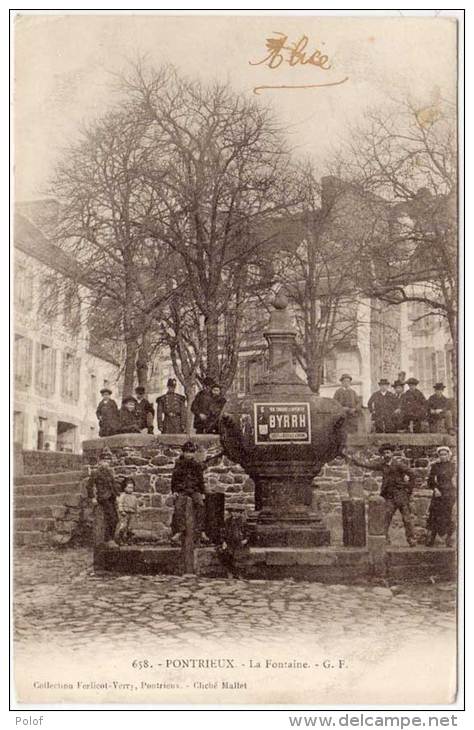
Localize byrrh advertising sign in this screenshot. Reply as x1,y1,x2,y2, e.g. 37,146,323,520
254,402,311,444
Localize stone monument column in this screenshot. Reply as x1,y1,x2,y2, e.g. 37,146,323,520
220,293,346,548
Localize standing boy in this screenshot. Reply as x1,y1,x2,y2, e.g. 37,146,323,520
115,477,142,545
344,445,417,546
170,441,209,544
119,396,141,434
87,456,120,547
426,383,454,434
333,374,361,433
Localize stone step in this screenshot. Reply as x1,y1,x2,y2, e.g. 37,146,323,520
14,470,85,486
15,517,55,532
14,493,78,509
14,506,54,518
14,481,82,497
14,531,51,547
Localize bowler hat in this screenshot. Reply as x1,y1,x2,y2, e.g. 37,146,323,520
406,377,419,385
434,382,446,390
339,373,352,382
167,378,177,388
100,387,112,395
379,444,393,455
182,440,197,453
122,395,136,405
392,381,404,388
203,376,215,387
135,386,145,394
378,378,390,386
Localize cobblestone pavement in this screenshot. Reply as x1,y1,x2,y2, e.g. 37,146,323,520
14,547,456,651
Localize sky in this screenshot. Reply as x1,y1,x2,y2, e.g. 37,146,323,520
13,13,458,201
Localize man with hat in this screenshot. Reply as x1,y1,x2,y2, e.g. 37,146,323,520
156,378,187,434
400,377,427,433
119,395,141,434
343,444,417,547
367,378,396,433
134,386,155,434
170,440,208,545
426,383,454,434
391,380,405,432
333,374,362,433
191,377,217,434
96,387,120,437
426,446,456,547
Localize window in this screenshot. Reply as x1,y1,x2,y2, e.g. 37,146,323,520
35,343,56,395
38,275,59,321
89,373,97,407
14,334,33,388
61,352,80,401
15,263,33,312
13,411,25,446
411,346,450,394
63,284,81,333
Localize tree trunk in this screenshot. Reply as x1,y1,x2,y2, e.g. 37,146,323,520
306,361,321,394
183,377,197,432
123,337,138,398
205,310,219,381
136,337,150,390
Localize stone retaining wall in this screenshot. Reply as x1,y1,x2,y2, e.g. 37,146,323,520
82,433,456,546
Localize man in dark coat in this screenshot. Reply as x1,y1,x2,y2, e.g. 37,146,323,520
344,444,417,546
205,384,226,434
367,378,396,433
426,383,454,434
191,377,216,434
156,378,187,434
400,377,427,433
118,396,141,434
135,386,154,434
87,457,121,546
391,380,405,432
333,374,361,433
170,441,208,544
426,446,456,547
96,388,120,437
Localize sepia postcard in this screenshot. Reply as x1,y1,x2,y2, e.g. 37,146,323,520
12,11,462,707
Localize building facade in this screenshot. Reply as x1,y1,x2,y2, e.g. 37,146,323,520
14,210,120,452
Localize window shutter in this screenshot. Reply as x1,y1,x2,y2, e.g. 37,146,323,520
25,338,33,386
50,349,57,395
74,357,81,401
61,351,67,398
35,342,41,390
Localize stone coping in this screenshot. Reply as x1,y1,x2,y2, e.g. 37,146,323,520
82,432,456,452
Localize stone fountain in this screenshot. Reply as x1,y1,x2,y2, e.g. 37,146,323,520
219,293,346,547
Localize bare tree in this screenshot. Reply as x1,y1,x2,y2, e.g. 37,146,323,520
50,106,181,396
338,96,457,377
124,65,299,386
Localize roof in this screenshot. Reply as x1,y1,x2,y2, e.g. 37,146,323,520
14,210,88,285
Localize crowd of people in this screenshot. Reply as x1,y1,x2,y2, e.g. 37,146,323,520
95,377,226,438
334,372,455,434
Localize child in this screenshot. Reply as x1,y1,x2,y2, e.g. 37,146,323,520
87,456,120,547
114,477,141,545
170,441,210,545
426,446,456,547
344,444,417,546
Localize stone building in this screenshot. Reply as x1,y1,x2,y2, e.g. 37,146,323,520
14,208,120,452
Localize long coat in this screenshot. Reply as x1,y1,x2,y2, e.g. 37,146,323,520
367,390,396,431
96,398,120,437
171,455,205,496
87,464,120,502
400,388,427,420
156,392,187,433
333,386,361,433
135,397,155,432
191,389,215,433
427,460,456,536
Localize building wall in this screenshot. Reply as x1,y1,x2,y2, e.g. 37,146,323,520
14,248,119,452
